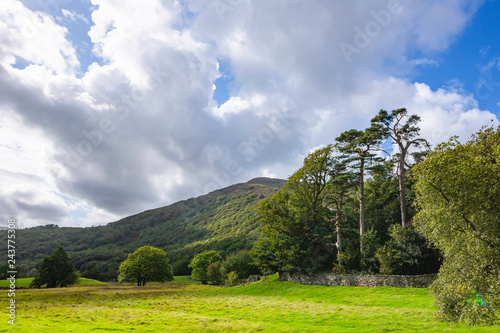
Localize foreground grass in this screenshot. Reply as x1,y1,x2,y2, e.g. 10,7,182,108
0,275,499,332
0,278,105,288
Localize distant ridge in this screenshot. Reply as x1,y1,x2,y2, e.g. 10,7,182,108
5,177,286,281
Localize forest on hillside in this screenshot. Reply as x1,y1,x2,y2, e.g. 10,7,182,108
1,179,285,281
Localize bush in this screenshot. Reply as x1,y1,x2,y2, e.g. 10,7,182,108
375,225,440,275
207,261,224,285
226,271,239,286
360,229,380,274
221,250,260,280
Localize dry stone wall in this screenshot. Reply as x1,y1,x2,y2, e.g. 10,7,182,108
279,272,437,288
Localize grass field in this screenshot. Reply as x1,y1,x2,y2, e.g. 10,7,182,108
0,277,106,288
0,275,499,332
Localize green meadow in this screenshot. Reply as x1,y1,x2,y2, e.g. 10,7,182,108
0,278,106,288
1,275,499,332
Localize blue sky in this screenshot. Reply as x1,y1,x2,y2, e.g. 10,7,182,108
412,0,500,113
1,0,499,227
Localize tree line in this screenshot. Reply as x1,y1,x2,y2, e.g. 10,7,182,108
254,108,439,275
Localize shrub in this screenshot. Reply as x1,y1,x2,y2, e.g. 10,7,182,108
221,250,260,280
226,271,239,286
207,261,224,285
375,225,440,275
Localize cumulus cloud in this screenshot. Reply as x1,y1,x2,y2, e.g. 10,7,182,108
0,0,497,227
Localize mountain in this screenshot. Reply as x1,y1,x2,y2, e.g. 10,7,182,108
7,177,286,280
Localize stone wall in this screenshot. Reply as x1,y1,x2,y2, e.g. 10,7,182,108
279,272,437,288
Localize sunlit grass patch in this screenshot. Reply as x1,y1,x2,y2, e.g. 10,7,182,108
0,277,105,288
1,277,499,332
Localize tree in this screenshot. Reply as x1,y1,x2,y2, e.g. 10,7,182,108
336,128,382,253
0,262,9,280
118,246,173,286
221,250,260,280
375,224,440,275
30,246,79,288
371,108,430,227
189,251,222,284
206,261,224,285
413,126,500,325
364,161,401,242
256,145,336,273
322,155,358,268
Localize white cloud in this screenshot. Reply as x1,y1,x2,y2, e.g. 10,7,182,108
0,0,79,74
59,9,89,25
0,0,497,227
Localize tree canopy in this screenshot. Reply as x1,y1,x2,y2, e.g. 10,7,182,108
30,246,79,288
118,246,173,286
255,145,337,273
189,250,222,284
413,125,500,325
371,108,430,227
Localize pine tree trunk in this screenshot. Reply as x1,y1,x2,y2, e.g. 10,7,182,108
335,210,342,264
359,158,366,253
399,152,408,228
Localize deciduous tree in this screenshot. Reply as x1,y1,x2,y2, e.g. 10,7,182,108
189,250,222,284
118,246,173,286
256,145,335,273
413,126,500,325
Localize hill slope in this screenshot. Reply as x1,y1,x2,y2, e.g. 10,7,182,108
7,178,286,280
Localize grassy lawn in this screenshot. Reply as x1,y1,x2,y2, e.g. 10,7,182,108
0,275,499,332
0,277,106,288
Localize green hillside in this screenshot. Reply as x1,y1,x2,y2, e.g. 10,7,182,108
5,178,285,281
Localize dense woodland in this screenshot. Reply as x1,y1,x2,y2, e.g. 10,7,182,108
254,108,441,276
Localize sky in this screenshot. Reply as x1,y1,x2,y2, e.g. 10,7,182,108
1,0,499,228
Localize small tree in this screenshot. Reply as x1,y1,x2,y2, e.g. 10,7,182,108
118,246,173,286
206,261,224,285
220,250,260,280
189,251,222,284
30,247,79,288
0,262,9,280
